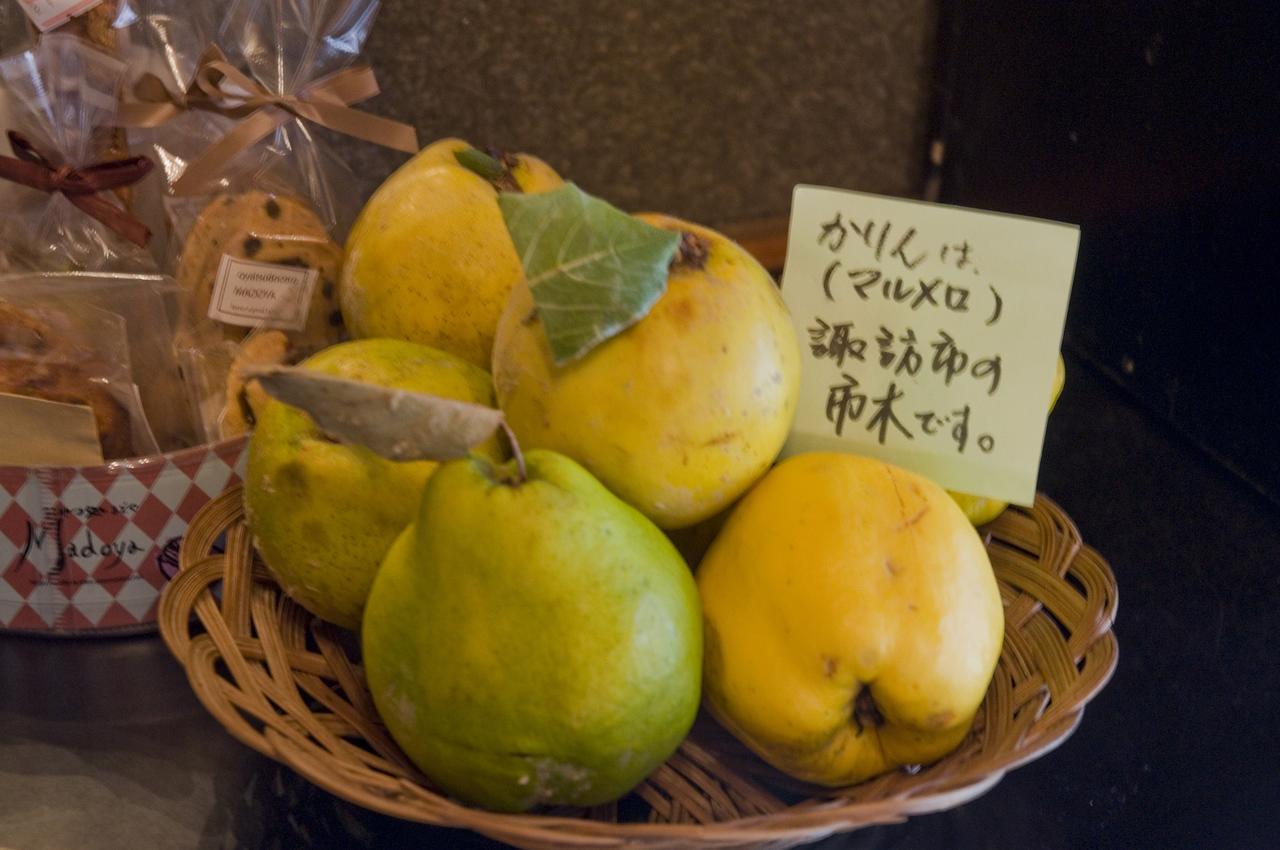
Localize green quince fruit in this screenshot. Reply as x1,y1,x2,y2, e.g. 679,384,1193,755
362,449,702,812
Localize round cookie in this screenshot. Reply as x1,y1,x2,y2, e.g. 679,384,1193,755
176,191,339,349
220,330,291,439
219,228,345,352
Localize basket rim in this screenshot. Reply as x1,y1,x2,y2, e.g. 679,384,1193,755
159,486,1119,847
267,730,1014,840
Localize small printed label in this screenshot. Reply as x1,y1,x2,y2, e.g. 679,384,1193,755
208,255,317,332
17,0,104,32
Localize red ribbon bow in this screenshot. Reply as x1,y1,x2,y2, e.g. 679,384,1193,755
0,132,154,247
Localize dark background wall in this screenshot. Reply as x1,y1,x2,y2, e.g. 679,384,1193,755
934,0,1280,504
355,0,940,225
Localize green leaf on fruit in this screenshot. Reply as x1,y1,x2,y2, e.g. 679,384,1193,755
245,365,504,462
499,183,680,365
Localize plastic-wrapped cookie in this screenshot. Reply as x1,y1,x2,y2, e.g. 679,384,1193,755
176,190,344,350
0,300,134,459
65,0,120,51
0,359,134,459
222,228,345,351
220,330,291,438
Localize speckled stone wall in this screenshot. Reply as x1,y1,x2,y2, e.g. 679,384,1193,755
350,0,939,225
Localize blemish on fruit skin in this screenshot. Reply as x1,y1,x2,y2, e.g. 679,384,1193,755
823,655,839,678
928,710,955,729
897,504,928,530
884,558,901,576
275,461,308,495
382,680,417,729
703,431,739,447
670,297,697,328
531,758,592,802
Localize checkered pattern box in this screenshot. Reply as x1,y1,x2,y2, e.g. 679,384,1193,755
0,437,248,634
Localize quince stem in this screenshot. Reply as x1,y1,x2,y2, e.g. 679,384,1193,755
454,147,520,193
499,420,527,485
673,231,709,270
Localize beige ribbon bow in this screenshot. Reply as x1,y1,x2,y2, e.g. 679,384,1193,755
117,47,419,195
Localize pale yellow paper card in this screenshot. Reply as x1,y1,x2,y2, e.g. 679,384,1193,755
779,185,1079,505
0,393,105,467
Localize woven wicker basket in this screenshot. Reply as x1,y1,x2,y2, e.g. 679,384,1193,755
158,487,1117,850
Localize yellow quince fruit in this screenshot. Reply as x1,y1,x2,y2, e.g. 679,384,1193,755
244,338,500,630
492,214,801,530
698,452,1004,786
363,449,701,812
340,138,562,367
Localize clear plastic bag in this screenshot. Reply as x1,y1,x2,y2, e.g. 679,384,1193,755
115,0,220,91
0,272,198,455
0,289,157,460
215,0,386,235
124,0,413,440
180,325,305,441
166,191,348,441
0,33,158,272
138,0,389,245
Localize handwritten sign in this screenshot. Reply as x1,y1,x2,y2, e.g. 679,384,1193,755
779,185,1079,505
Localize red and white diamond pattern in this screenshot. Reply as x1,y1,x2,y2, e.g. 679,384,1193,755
0,438,247,633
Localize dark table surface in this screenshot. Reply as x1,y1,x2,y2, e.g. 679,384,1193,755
2,351,1278,849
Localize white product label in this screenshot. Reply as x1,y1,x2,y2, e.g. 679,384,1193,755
17,0,104,32
208,255,317,332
